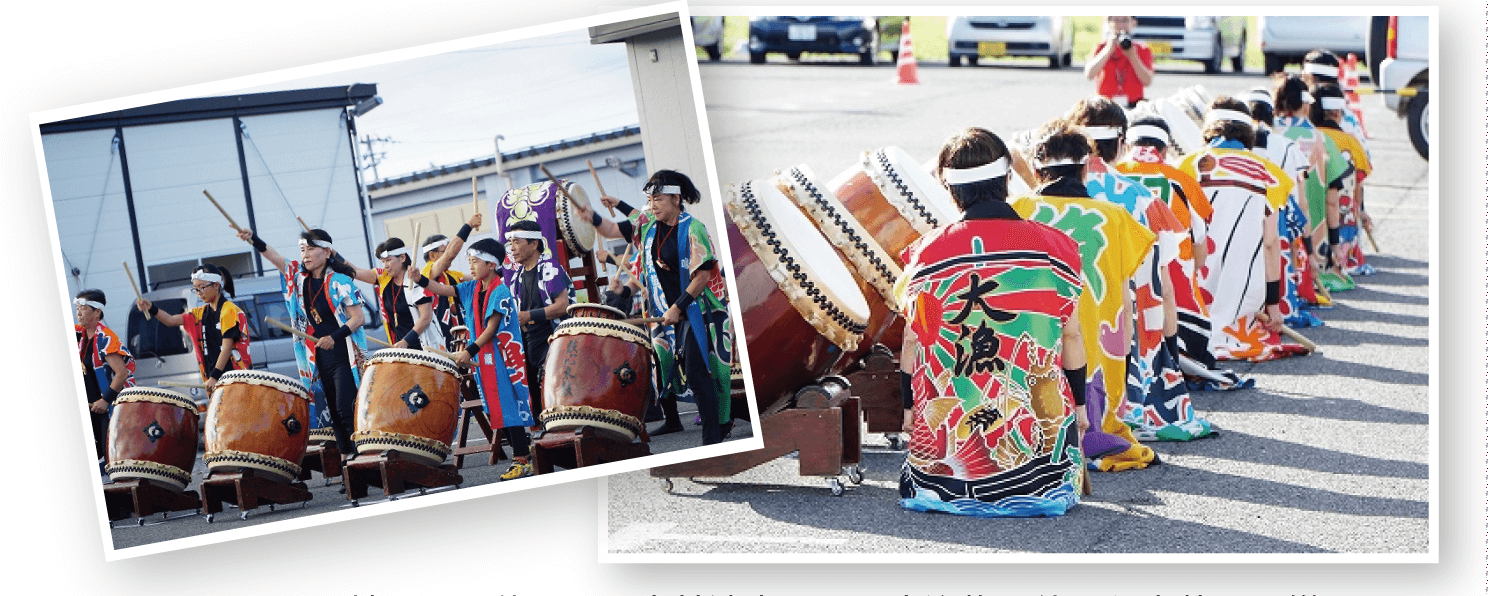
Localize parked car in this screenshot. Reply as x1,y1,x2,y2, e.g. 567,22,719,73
127,275,384,411
692,16,725,62
1368,15,1429,159
747,16,881,65
946,16,1074,68
1130,16,1247,74
1258,16,1370,75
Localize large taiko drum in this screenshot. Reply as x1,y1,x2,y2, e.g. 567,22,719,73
776,164,905,352
725,179,870,413
202,370,310,482
827,146,961,268
540,303,652,442
105,387,199,492
352,349,463,467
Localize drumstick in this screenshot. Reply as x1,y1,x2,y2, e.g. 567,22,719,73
366,335,392,348
587,159,615,217
158,380,207,390
620,316,665,326
470,177,480,230
264,316,316,342
410,221,423,270
202,190,242,232
1364,226,1380,253
121,261,144,303
296,216,311,233
539,164,584,211
1081,468,1093,496
1279,324,1319,353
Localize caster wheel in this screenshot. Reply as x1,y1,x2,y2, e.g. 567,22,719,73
268,504,275,512
205,514,215,523
846,466,864,485
658,478,675,493
827,477,845,497
885,434,904,450
419,488,427,496
389,495,399,502
136,518,145,527
239,512,249,521
301,500,310,509
350,500,360,508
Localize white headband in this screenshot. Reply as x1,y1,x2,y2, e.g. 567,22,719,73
1245,91,1273,108
1303,62,1338,77
191,270,223,285
421,238,449,253
1127,125,1170,145
656,185,681,195
940,157,1010,185
468,248,502,264
1300,91,1314,104
299,238,334,250
1081,125,1123,141
505,230,544,241
1320,96,1347,110
378,246,412,259
1035,156,1088,168
1204,109,1253,127
74,298,105,311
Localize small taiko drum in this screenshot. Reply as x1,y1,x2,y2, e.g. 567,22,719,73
552,180,597,255
827,146,961,267
202,370,311,482
776,164,905,353
724,179,870,413
352,349,463,467
540,303,652,442
105,387,200,492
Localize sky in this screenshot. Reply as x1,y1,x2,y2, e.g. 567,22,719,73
237,28,639,182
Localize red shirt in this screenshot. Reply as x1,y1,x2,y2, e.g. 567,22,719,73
1094,41,1153,102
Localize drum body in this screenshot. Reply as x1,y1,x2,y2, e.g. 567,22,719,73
106,387,199,491
827,146,960,266
202,371,310,482
724,180,870,413
541,315,652,442
353,349,463,466
552,181,596,255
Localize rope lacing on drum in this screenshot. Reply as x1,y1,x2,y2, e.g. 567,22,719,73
551,318,651,345
739,182,868,336
874,149,938,228
786,167,896,288
217,370,309,399
555,181,590,256
367,349,458,374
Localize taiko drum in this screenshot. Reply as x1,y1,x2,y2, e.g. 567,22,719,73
202,370,310,482
353,348,462,467
540,303,652,443
105,387,200,492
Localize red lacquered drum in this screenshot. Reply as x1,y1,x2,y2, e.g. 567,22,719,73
202,370,310,482
776,164,905,352
827,146,960,265
541,303,652,442
352,349,462,466
725,179,870,413
105,387,199,491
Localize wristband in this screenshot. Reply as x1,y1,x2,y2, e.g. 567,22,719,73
148,304,160,317
1327,226,1340,247
402,330,420,346
416,274,430,288
1264,280,1282,306
1063,365,1087,407
616,200,634,216
250,232,267,253
465,342,481,358
102,386,120,403
327,253,356,277
457,224,472,242
900,371,914,410
208,367,224,381
330,325,351,342
528,308,547,324
673,291,695,313
590,212,604,227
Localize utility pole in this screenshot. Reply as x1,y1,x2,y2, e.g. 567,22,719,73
359,134,396,181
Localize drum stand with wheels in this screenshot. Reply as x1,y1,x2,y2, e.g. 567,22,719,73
452,374,508,468
531,425,651,474
103,479,201,525
649,377,862,496
297,440,342,486
342,449,463,506
842,344,908,449
199,469,312,522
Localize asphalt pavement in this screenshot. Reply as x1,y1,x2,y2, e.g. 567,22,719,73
604,58,1431,555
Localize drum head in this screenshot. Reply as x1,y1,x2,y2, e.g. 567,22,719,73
726,180,869,351
777,164,903,312
554,180,595,254
117,386,196,411
837,146,959,234
216,370,309,400
566,302,628,320
366,348,459,375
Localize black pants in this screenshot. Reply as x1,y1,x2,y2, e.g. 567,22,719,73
503,426,531,458
316,348,359,456
676,318,724,445
524,339,548,420
90,410,109,460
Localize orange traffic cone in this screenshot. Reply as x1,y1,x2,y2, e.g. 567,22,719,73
1341,53,1369,137
896,18,918,85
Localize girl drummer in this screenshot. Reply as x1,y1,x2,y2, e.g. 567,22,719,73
583,170,734,445
136,263,250,393
328,233,453,351
75,289,137,467
419,234,468,351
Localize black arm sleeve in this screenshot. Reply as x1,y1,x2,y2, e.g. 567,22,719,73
618,220,635,244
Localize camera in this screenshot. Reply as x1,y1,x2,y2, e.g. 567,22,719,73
1117,33,1132,50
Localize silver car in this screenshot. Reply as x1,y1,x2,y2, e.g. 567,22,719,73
1129,16,1247,73
946,16,1074,68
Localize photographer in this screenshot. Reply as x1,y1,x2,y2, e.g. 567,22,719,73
1084,15,1154,108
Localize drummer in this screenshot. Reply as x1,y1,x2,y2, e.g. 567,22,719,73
419,234,468,351
135,263,251,393
326,232,454,351
503,219,572,420
896,127,1088,517
74,289,137,470
235,227,369,460
420,237,537,480
583,170,734,445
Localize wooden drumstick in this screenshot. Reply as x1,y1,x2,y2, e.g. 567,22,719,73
202,190,242,232
470,177,480,230
1364,226,1381,253
121,261,144,303
410,221,423,270
264,316,316,342
366,335,393,348
587,159,615,217
158,380,207,390
539,164,583,211
620,316,665,326
296,216,311,233
1279,324,1319,353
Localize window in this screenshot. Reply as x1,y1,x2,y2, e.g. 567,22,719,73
126,298,189,359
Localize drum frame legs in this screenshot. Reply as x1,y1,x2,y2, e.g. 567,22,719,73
342,449,463,503
531,426,651,474
843,345,905,434
102,479,201,523
199,469,312,521
452,385,507,468
297,442,343,485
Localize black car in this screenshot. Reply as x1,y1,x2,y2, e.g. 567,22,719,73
747,16,882,65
